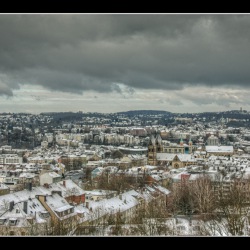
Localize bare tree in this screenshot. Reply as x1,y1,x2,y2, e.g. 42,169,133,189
214,178,250,236
95,172,138,194
168,182,194,216
190,176,216,214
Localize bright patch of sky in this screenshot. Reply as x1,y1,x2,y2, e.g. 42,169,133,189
0,84,246,114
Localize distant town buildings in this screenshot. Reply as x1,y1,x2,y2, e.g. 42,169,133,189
0,109,250,235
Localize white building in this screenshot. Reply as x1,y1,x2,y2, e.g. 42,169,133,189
207,135,219,146
39,171,62,186
0,154,22,165
41,141,49,148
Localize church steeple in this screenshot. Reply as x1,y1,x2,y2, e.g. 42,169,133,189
180,135,184,147
147,132,163,166
156,132,163,153
148,134,156,165
189,135,193,154
189,134,192,144
149,134,156,146
156,132,162,145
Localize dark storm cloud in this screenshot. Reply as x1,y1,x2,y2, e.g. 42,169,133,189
0,14,250,96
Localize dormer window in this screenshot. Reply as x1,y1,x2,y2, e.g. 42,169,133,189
56,211,63,217
9,218,17,226
193,226,200,231
177,226,186,231
41,211,49,218
0,219,6,225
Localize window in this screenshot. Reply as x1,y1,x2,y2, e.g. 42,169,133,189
193,226,200,231
9,231,14,235
177,226,186,231
56,211,62,217
0,219,5,225
41,212,49,218
21,231,25,236
9,219,17,226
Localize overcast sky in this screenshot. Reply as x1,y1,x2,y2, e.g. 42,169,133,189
0,14,250,114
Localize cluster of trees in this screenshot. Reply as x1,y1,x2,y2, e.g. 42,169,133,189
85,172,250,236
79,167,250,236
60,157,85,171
167,175,250,236
2,171,250,236
83,167,147,193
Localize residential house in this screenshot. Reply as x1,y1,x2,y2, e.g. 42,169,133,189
36,193,77,234
0,183,10,196
39,171,62,186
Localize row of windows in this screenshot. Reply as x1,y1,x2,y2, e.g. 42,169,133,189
148,148,162,152
0,218,18,226
9,231,25,235
177,225,200,231
165,148,184,153
5,159,20,163
56,208,74,217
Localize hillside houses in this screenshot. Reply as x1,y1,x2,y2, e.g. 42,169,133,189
0,173,171,236
1,110,250,235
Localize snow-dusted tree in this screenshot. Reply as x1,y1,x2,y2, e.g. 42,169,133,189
196,176,250,236
190,176,216,214
216,178,250,235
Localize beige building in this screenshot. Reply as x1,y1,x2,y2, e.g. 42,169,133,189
148,134,194,166
36,193,77,234
0,183,10,196
157,153,197,169
0,154,22,165
163,145,185,154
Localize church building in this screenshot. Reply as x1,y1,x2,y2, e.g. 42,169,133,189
147,133,194,168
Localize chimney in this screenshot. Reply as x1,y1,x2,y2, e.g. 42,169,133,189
86,202,89,208
36,194,46,202
63,180,66,187
119,194,122,200
26,182,32,191
23,201,28,214
9,201,14,211
52,190,62,197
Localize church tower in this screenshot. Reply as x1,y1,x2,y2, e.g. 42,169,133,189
147,132,163,165
180,135,184,147
156,132,163,153
148,134,156,165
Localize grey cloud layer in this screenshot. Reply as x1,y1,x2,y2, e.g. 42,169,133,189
0,14,250,96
